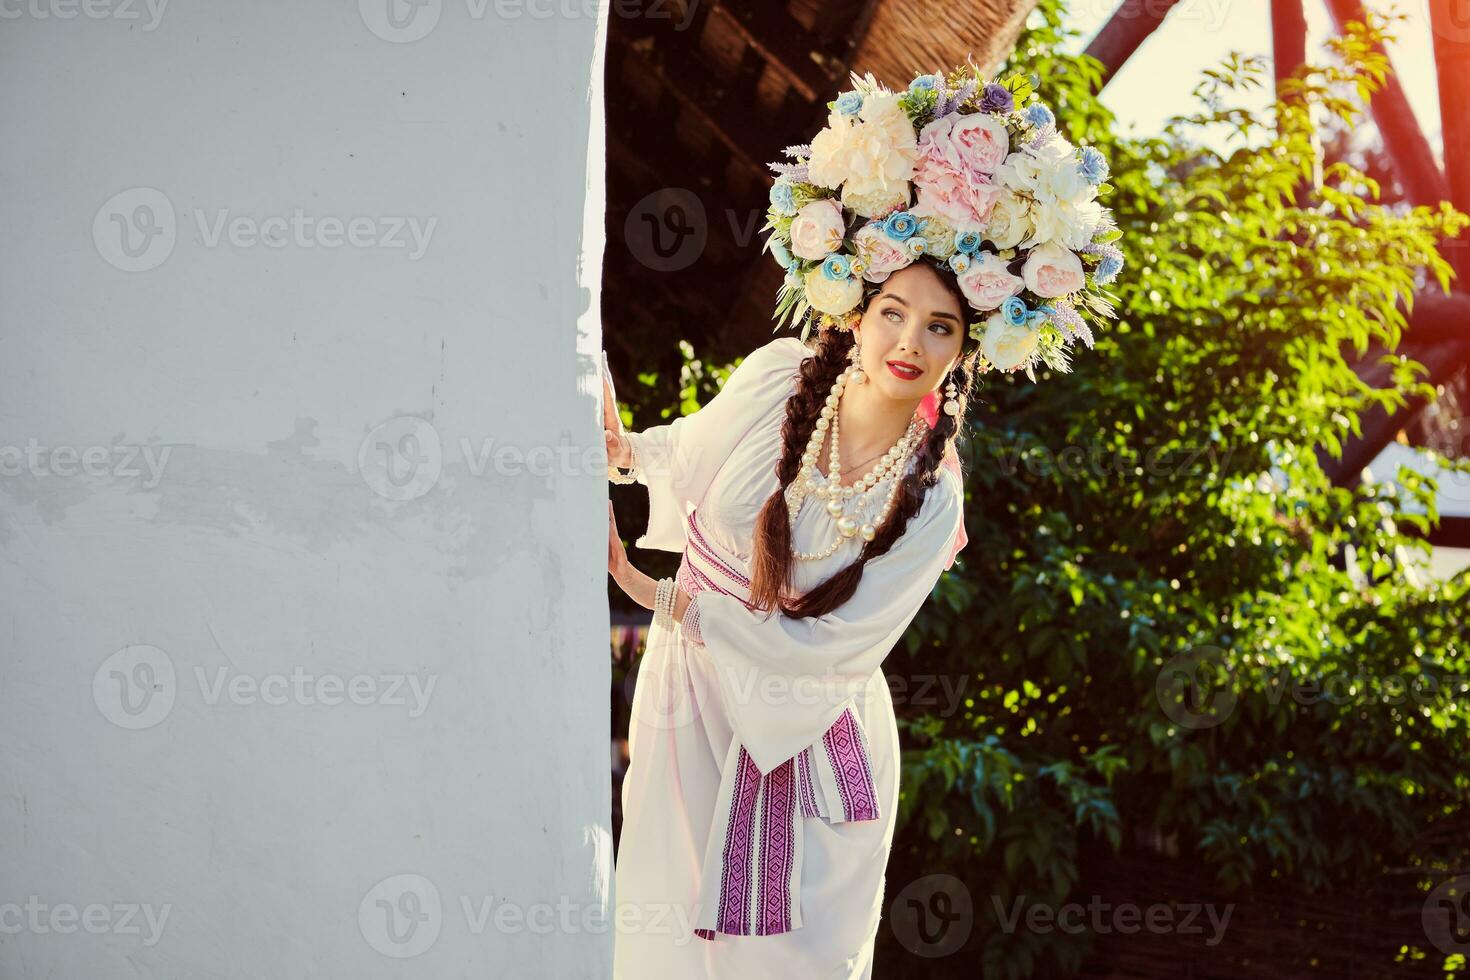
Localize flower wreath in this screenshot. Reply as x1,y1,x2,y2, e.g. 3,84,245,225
762,66,1125,383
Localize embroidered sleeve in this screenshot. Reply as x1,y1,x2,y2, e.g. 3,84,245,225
621,337,808,554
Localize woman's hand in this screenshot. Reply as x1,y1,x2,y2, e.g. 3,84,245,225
605,427,632,470
602,367,632,470
607,502,690,623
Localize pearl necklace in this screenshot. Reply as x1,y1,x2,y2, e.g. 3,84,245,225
785,363,928,561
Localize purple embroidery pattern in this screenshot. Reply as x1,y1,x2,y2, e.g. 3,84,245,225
796,746,823,819
713,745,761,935
823,709,880,823
756,757,797,934
681,505,882,941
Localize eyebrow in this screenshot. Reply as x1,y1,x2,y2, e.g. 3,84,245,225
879,292,962,323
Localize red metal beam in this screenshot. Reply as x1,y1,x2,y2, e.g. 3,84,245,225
1083,0,1184,85
1323,0,1452,205
1271,0,1309,94
1428,0,1470,279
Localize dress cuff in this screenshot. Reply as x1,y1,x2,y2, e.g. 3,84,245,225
680,590,705,646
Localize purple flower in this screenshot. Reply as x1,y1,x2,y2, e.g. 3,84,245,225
979,83,1014,114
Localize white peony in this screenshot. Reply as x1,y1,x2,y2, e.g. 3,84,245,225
984,189,1033,250
788,199,846,261
803,267,865,314
979,312,1040,372
807,93,918,201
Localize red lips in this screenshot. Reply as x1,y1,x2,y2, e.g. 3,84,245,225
886,360,923,380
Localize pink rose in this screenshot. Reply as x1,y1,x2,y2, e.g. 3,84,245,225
789,198,846,261
912,115,1004,233
1021,241,1085,297
956,252,1024,312
948,113,1011,175
851,222,914,282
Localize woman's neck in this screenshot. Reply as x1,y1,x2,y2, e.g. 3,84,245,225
824,378,922,476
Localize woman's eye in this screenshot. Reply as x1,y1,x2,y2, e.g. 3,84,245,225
884,309,902,322
930,322,952,335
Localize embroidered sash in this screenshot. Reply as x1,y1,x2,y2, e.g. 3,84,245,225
674,507,882,940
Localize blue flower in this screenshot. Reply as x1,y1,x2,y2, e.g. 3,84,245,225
769,181,797,216
1022,103,1054,130
835,90,864,116
953,230,982,254
882,210,919,240
1096,252,1124,284
948,252,972,274
1026,304,1054,328
769,239,792,269
821,254,852,280
979,83,1014,114
908,74,939,94
1002,295,1029,326
1078,146,1110,185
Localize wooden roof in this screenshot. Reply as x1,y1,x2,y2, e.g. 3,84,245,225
601,0,1040,369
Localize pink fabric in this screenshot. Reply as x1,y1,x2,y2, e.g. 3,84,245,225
918,390,969,570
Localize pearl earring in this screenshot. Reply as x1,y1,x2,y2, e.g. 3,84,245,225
942,378,960,416
848,341,867,385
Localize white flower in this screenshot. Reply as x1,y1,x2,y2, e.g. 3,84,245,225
803,267,864,314
842,183,910,219
980,312,1040,372
984,190,1033,251
807,93,918,201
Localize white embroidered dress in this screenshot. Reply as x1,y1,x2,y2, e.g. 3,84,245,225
612,336,963,979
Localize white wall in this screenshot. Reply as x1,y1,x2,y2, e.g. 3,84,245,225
0,2,612,976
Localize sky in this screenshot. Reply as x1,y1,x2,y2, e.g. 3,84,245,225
1062,0,1447,154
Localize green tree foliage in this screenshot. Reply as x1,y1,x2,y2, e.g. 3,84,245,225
611,3,1470,974
875,3,1470,976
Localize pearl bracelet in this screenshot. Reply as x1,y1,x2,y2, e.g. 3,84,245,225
653,576,676,631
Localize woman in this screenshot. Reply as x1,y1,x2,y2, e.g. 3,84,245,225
605,259,977,978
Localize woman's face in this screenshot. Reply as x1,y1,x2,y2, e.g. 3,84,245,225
853,263,967,401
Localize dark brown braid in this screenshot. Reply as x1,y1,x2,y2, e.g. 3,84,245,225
746,299,980,620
